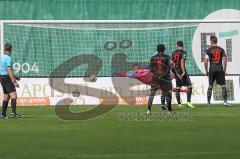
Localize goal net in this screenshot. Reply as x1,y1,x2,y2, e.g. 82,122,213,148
2,20,240,104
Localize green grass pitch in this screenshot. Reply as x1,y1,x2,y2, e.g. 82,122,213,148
0,105,240,159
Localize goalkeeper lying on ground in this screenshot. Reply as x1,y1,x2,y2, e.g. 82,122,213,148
113,64,153,85
113,64,187,110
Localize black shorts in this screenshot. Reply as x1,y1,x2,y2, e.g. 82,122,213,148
0,75,16,94
176,74,192,87
209,71,225,85
151,78,172,93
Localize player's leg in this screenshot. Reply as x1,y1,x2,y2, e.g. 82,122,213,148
3,76,20,118
216,71,231,106
147,85,158,114
1,77,11,118
186,86,195,108
221,85,231,106
9,91,20,117
175,77,183,108
161,93,165,105
187,86,192,103
207,71,215,106
183,75,194,108
161,79,174,112
160,92,167,110
207,85,213,106
1,94,10,118
175,87,183,108
165,91,173,112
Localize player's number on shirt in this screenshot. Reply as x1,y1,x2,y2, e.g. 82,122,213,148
157,59,163,73
212,50,221,62
173,54,180,64
13,62,39,74
173,54,180,68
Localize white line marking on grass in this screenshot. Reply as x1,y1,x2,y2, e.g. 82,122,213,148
80,150,240,158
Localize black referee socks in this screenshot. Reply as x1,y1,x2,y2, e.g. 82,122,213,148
1,100,9,116
11,98,17,114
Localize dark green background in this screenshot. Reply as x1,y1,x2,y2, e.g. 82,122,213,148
0,0,239,20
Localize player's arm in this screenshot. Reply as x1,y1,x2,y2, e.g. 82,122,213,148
169,58,180,78
6,57,19,87
223,56,227,74
113,71,127,77
7,67,16,81
222,50,227,74
180,58,186,78
7,67,19,88
180,52,187,78
204,53,209,76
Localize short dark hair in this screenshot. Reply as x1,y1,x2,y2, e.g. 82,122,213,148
177,41,184,47
210,35,217,43
132,63,140,68
157,44,165,52
4,43,12,52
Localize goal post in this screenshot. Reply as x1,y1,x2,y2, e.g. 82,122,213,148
1,20,240,105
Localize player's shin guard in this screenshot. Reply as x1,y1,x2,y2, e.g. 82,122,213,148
165,92,172,111
187,87,192,103
222,87,228,103
1,100,9,116
207,88,212,104
11,98,17,114
175,88,181,104
161,93,165,105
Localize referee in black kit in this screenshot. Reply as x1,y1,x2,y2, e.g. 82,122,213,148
0,43,21,118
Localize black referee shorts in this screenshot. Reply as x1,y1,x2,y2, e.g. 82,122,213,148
209,71,225,85
175,74,192,87
0,75,16,94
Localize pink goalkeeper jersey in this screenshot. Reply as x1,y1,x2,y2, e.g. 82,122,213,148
135,69,153,85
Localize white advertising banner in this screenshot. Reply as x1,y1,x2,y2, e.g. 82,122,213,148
0,76,239,106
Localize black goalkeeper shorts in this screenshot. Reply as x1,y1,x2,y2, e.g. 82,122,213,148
0,75,16,94
175,74,192,87
209,71,225,85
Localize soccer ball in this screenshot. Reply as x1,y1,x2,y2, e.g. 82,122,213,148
89,74,97,82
